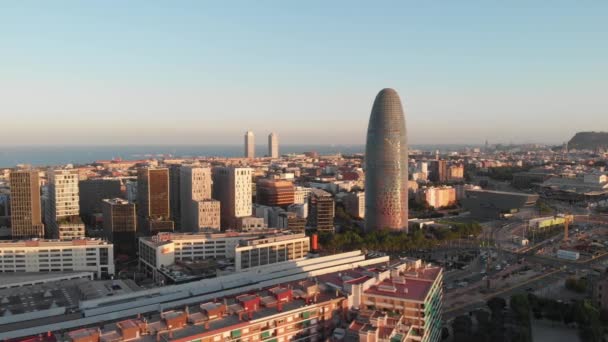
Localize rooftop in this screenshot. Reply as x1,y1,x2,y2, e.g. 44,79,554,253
0,238,111,248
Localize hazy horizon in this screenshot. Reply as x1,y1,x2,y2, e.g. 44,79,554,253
2,2,607,146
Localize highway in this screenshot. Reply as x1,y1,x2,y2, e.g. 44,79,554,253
443,212,608,320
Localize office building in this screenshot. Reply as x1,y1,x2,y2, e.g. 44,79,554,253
245,130,255,159
447,164,465,181
0,238,114,278
256,179,294,207
137,168,174,234
237,216,268,231
417,186,457,208
307,188,335,232
277,211,307,232
9,170,44,238
212,167,252,229
254,204,284,228
190,199,221,231
125,180,138,203
344,191,365,219
294,186,312,204
46,169,85,240
287,202,308,219
169,164,182,230
102,198,137,255
268,132,279,158
138,231,307,281
180,166,219,231
78,178,123,221
429,160,448,183
365,88,408,232
235,233,310,272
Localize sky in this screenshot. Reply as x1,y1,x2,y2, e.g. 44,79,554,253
1,1,607,146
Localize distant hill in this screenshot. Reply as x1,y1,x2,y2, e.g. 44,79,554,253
568,132,608,150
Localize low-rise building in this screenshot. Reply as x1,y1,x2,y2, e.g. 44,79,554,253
235,233,310,272
55,256,442,342
0,238,114,278
138,231,308,282
461,189,539,219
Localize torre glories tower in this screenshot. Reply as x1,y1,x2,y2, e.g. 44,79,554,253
364,88,409,232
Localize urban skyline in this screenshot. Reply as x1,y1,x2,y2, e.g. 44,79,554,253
1,3,608,342
2,2,607,145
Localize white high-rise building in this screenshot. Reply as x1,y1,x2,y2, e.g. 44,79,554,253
244,131,255,159
180,165,220,231
268,132,279,158
46,169,84,240
212,167,252,229
294,186,312,204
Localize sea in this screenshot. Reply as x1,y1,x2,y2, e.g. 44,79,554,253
0,144,476,168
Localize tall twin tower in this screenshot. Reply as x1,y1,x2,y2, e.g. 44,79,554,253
364,88,409,232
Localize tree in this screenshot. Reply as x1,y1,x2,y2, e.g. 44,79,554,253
452,315,474,342
565,277,587,293
487,297,507,315
510,294,530,323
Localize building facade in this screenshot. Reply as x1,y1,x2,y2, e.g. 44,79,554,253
212,167,252,229
256,179,295,207
46,169,85,240
138,231,305,280
137,168,174,234
169,164,182,230
235,233,310,272
9,170,44,238
268,132,279,158
308,188,335,232
364,88,409,232
417,186,457,209
180,166,219,231
78,178,123,221
245,131,255,159
191,199,221,231
447,164,464,182
0,238,114,278
294,186,312,204
102,198,137,255
344,191,365,219
429,160,448,183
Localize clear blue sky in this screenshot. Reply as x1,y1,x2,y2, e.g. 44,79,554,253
1,1,607,145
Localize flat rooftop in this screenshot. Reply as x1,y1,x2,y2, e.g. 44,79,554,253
0,238,111,248
466,188,538,197
140,231,303,247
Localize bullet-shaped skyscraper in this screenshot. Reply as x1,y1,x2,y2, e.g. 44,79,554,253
364,88,408,232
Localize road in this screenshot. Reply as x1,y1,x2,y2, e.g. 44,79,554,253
444,268,563,319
